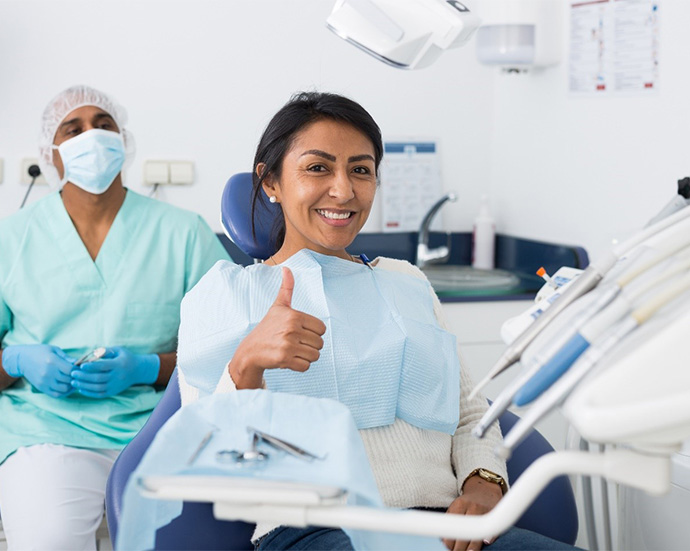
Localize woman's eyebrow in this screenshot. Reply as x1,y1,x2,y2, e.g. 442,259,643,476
299,149,336,161
348,154,375,163
299,150,374,163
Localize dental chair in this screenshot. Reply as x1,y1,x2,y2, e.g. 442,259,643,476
105,173,578,549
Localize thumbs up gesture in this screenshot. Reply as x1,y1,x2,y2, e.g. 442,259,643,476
229,267,327,389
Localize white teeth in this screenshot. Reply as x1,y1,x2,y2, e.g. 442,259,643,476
317,209,352,220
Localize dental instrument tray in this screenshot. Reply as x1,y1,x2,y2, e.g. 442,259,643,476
139,475,347,506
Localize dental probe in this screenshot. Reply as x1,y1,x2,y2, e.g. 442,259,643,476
469,204,690,400
497,271,690,459
248,426,325,461
187,429,216,466
473,242,690,437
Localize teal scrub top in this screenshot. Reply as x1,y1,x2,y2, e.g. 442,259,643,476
0,190,231,464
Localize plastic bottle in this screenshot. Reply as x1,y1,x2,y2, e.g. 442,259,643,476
472,195,495,270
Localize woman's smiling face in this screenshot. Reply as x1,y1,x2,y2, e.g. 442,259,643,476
261,118,378,260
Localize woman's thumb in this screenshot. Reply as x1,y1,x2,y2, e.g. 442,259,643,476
273,266,294,307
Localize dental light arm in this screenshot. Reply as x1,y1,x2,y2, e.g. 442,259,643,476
326,0,481,69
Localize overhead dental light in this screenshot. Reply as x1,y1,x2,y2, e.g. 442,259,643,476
474,0,562,72
326,0,481,70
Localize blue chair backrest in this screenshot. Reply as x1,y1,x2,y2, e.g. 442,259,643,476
105,172,578,547
220,172,281,261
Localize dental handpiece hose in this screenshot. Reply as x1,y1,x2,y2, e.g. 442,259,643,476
470,202,690,400
644,177,690,228
498,270,690,458
474,239,690,439
471,292,615,439
511,239,690,407
469,265,610,399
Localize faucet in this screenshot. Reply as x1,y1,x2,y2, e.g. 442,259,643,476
416,192,458,269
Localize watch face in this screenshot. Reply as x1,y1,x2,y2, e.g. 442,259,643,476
478,469,506,489
465,468,506,494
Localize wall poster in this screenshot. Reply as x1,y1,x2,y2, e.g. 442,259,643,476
570,0,660,94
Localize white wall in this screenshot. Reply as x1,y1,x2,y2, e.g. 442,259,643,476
3,1,688,258
487,0,690,259
0,0,494,233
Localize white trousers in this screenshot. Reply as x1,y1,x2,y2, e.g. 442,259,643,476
0,444,119,551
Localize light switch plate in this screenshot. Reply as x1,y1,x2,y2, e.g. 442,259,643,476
143,161,170,186
169,161,194,185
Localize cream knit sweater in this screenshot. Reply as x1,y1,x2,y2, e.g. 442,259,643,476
178,257,508,541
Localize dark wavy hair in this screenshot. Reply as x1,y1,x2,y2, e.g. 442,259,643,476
251,91,383,253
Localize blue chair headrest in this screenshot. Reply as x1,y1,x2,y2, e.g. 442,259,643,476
220,172,282,260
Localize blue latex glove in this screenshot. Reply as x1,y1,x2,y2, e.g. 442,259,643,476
2,344,75,398
70,346,160,398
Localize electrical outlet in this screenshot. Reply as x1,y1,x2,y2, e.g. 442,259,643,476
20,158,48,185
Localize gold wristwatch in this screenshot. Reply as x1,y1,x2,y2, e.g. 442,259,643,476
464,468,507,494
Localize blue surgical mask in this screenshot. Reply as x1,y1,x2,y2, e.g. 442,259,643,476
54,128,125,194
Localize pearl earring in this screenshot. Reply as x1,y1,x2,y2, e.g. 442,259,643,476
269,196,277,204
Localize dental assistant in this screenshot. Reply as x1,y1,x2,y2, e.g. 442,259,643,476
0,85,230,550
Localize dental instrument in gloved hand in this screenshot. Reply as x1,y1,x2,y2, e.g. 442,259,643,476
2,344,75,398
70,346,160,398
74,346,107,366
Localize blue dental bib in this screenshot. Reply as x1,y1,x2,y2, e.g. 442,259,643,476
178,250,460,434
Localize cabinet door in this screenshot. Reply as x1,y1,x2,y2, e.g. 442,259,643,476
441,301,570,450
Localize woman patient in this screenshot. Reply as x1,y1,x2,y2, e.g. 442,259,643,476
177,92,577,551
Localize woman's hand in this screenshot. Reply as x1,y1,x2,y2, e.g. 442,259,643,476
442,475,504,551
230,267,326,389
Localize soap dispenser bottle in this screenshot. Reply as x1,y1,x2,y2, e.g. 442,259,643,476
472,195,495,270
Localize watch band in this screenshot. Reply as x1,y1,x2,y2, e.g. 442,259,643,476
464,468,507,494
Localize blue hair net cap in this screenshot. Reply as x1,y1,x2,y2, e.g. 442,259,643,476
38,85,135,188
